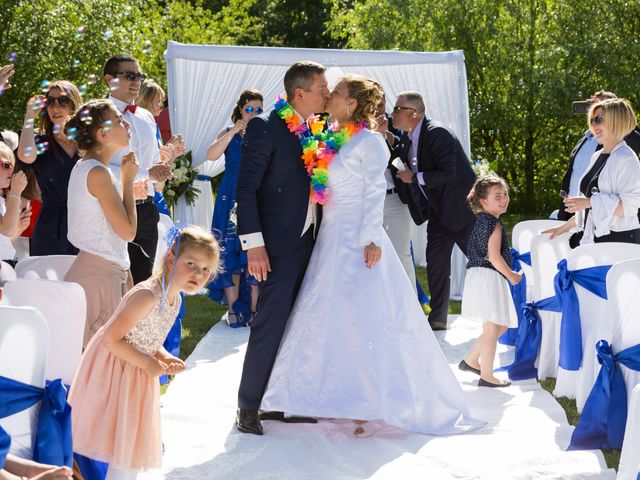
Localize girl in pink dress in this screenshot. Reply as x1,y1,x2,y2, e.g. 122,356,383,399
69,226,220,480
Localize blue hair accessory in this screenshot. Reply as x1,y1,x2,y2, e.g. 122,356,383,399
161,226,181,311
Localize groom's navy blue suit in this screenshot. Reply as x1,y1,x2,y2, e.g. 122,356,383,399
236,109,315,410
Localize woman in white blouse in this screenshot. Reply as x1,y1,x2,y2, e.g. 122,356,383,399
546,98,640,244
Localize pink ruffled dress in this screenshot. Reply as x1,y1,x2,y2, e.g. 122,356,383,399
68,277,181,471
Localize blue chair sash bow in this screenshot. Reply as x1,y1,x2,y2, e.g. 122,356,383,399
568,340,640,450
0,376,72,467
500,248,532,346
554,259,611,371
0,425,10,468
196,174,212,182
497,295,560,380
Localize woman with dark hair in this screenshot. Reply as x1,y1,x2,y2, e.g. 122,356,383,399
206,88,263,327
17,80,82,255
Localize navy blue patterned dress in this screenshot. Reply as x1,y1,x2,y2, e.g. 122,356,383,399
466,213,512,276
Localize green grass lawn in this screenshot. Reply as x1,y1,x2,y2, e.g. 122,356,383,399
172,212,620,470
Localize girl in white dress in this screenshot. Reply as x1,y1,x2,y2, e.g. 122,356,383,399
460,175,522,387
262,75,484,437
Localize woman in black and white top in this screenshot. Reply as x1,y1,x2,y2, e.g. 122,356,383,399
545,98,640,245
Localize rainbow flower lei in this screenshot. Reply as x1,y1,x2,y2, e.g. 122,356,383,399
274,96,366,205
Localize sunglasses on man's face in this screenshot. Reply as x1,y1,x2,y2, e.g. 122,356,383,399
46,95,72,108
115,71,146,82
244,106,263,114
590,115,605,126
392,106,416,113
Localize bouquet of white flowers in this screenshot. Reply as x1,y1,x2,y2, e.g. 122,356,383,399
163,151,200,208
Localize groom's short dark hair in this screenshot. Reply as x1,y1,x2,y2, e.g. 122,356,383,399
284,61,326,99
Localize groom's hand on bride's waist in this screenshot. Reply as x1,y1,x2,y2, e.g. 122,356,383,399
248,246,271,282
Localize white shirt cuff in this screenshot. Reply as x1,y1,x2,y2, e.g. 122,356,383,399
416,172,425,186
239,232,265,250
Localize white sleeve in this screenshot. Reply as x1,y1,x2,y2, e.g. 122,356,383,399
591,150,640,237
358,132,389,247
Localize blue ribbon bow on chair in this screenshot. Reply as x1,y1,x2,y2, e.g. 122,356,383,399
500,248,531,346
0,425,10,469
497,296,561,380
554,259,611,371
569,340,640,450
0,376,72,467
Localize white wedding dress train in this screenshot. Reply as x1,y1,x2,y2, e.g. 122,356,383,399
262,129,483,435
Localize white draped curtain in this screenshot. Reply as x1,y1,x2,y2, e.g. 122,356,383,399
165,42,470,294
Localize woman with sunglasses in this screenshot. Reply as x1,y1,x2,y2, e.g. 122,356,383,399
545,98,640,245
0,142,29,262
207,88,263,327
17,80,82,256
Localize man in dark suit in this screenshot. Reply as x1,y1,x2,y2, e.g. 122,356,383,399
392,91,476,331
558,90,640,220
235,61,330,435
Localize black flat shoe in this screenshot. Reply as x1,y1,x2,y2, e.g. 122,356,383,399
458,360,481,376
478,378,511,388
236,408,264,435
430,321,448,331
260,411,318,424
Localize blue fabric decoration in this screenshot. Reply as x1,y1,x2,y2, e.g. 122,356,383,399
0,376,72,467
74,452,108,480
196,174,212,182
0,425,10,469
160,292,185,385
554,260,612,371
500,248,532,346
568,340,640,450
153,191,171,218
497,296,561,380
410,241,430,306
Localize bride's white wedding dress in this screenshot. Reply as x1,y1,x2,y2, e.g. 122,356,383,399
262,129,483,435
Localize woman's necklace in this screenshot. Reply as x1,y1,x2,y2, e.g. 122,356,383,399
274,96,366,205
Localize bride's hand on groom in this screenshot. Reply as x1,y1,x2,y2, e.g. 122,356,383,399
364,242,382,269
248,246,271,282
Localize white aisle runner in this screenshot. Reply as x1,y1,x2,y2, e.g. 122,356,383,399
141,316,615,480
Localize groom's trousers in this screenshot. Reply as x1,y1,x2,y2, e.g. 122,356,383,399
237,232,314,410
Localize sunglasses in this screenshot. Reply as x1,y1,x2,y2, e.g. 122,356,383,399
393,106,416,113
46,95,72,108
1,160,12,171
244,106,263,114
115,71,146,82
590,115,605,126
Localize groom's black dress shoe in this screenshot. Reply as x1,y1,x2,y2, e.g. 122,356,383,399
458,360,481,376
236,409,263,435
430,321,448,331
260,410,318,424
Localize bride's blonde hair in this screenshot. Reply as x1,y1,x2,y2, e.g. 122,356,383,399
341,75,383,129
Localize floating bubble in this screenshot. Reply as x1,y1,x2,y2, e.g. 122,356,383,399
52,124,61,135
36,141,50,154
23,118,35,128
75,26,85,39
66,127,78,140
142,40,152,54
78,83,87,95
40,79,51,93
32,98,43,111
110,77,120,92
102,120,113,132
86,73,97,85
72,59,81,69
24,146,33,152
102,29,113,41
81,115,93,125
7,52,17,62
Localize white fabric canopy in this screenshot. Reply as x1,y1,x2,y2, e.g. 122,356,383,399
164,42,471,292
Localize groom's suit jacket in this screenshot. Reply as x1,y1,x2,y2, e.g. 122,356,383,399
236,109,312,257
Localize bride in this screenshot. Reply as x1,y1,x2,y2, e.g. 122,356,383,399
261,75,483,436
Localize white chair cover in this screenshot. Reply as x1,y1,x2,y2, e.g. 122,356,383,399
512,219,564,301
3,279,85,386
173,159,221,230
154,213,175,274
618,383,640,480
14,255,76,281
13,236,30,260
555,243,640,411
529,232,571,380
0,305,48,459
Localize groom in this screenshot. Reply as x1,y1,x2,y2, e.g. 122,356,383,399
235,61,330,435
